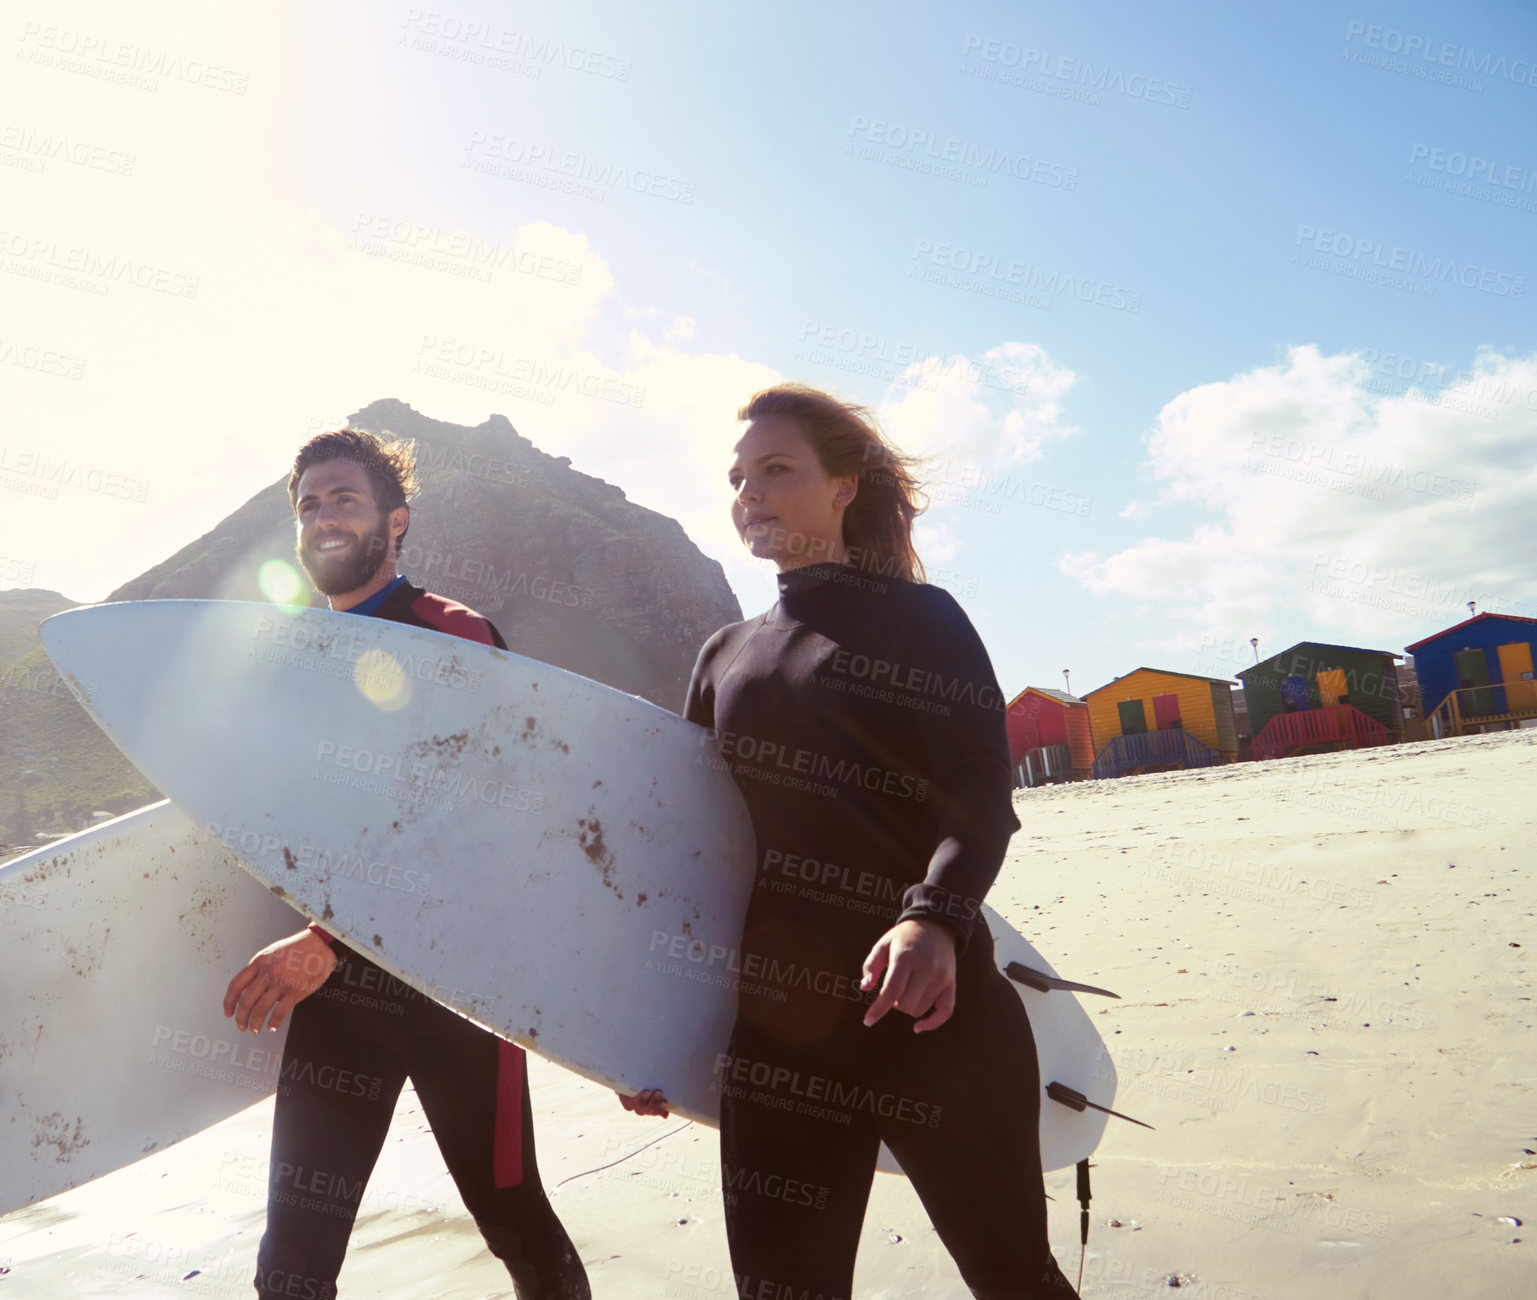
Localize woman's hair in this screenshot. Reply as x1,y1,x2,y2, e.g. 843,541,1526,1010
737,384,927,583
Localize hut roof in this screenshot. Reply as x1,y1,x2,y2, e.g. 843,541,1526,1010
1084,667,1236,696
1236,642,1403,678
1405,611,1537,653
1005,686,1086,709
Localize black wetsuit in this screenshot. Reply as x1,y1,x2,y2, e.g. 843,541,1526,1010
254,580,588,1300
685,562,1077,1300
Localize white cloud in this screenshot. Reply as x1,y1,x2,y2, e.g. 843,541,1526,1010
1058,345,1537,651
877,341,1080,470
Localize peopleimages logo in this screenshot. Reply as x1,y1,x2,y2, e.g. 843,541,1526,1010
401,10,633,80
0,123,136,175
1293,225,1525,298
464,132,696,204
1405,142,1537,215
1409,143,1537,194
0,228,200,299
846,117,1079,189
960,35,1193,108
912,238,1142,313
1344,21,1537,86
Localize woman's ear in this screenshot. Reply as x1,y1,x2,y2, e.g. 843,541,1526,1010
832,473,859,510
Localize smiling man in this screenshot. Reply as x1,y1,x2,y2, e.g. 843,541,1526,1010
223,428,588,1300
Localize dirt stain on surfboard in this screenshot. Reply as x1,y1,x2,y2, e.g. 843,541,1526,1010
575,814,621,899
406,730,471,762
520,713,569,755
30,1111,88,1160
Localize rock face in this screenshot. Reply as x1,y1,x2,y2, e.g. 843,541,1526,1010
109,398,741,709
3,401,741,840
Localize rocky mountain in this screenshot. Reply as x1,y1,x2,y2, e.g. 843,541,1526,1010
0,400,741,845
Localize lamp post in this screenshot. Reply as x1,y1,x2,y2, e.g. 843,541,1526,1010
1250,637,1259,664
1062,669,1071,695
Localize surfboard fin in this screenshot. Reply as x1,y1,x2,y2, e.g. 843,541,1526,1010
1046,1080,1155,1130
1004,960,1120,999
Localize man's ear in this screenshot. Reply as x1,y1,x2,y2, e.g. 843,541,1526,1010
388,505,409,543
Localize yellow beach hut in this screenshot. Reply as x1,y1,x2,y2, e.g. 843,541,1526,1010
1084,668,1239,779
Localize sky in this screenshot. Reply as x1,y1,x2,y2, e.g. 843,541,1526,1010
1,0,1534,700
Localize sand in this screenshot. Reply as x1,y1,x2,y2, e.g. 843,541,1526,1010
1,730,1531,1298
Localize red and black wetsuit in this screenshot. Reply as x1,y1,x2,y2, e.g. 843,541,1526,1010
255,578,588,1300
685,562,1077,1299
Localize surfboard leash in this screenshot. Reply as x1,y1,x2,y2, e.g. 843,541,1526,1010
553,1120,695,1190
1045,1083,1153,1296
1076,1158,1091,1295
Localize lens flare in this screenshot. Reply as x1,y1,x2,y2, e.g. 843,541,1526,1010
257,559,306,606
353,648,411,712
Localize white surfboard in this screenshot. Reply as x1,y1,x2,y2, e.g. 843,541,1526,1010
42,600,1117,1171
0,802,300,1217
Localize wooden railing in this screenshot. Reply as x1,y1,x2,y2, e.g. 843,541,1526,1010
1091,729,1218,780
1429,683,1537,738
1017,743,1074,788
1251,704,1393,761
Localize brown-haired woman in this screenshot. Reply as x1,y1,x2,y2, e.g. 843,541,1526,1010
625,384,1078,1296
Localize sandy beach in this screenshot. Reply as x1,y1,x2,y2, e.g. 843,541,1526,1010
1,729,1531,1299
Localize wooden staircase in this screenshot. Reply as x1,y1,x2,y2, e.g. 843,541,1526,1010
1251,704,1394,761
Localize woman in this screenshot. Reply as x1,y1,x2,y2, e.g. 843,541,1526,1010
626,384,1078,1298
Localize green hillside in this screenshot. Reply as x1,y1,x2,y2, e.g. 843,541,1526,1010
0,588,76,668
0,645,158,845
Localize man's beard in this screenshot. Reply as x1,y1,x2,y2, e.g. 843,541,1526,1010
298,514,394,596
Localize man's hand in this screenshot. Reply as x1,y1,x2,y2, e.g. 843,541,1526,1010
860,918,958,1033
223,929,338,1033
617,1088,671,1118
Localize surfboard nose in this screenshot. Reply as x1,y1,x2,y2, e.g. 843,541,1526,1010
39,602,113,713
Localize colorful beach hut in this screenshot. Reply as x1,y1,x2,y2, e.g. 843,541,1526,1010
1238,642,1402,760
1004,687,1093,786
1083,669,1238,779
1405,613,1537,737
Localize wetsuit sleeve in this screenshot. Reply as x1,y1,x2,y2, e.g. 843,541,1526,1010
895,588,1020,953
683,617,766,727
682,629,726,729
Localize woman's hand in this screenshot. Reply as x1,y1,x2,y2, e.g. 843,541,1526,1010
860,918,958,1033
618,1087,671,1117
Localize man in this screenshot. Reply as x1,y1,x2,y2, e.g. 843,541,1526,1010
223,428,588,1300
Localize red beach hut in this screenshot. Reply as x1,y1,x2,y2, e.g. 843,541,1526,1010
1004,687,1093,786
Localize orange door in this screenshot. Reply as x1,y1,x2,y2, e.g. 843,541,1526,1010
1498,642,1537,711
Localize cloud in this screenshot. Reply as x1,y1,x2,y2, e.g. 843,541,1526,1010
877,340,1080,469
1058,345,1537,651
